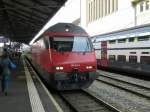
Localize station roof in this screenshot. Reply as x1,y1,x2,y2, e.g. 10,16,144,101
0,0,67,44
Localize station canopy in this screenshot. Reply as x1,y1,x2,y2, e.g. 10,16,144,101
0,0,67,44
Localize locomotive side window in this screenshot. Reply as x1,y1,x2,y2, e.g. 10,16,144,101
140,56,150,64
38,39,44,48
129,56,137,63
117,55,126,62
44,38,49,49
109,55,116,62
41,39,45,48
49,36,92,52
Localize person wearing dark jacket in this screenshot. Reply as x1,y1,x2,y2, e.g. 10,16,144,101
0,51,12,96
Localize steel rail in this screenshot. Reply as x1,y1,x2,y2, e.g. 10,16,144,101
58,90,122,112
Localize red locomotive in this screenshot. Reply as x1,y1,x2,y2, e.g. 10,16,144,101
29,23,97,90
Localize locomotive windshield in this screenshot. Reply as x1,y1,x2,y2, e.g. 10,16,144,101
49,36,93,52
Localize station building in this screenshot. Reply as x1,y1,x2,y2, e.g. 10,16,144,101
80,0,150,36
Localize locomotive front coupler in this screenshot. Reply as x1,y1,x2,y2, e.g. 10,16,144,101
71,68,79,82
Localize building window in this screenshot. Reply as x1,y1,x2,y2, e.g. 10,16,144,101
109,55,116,62
118,39,126,43
140,2,144,12
142,52,149,54
117,55,126,62
130,52,136,54
140,56,150,64
108,0,110,14
87,0,118,24
109,40,116,44
96,0,98,19
112,0,114,12
128,38,135,42
94,0,96,20
88,3,90,22
91,2,93,21
138,36,149,41
129,56,137,63
146,0,149,10
99,0,102,18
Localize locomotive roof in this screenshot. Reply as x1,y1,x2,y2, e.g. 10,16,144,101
33,23,88,43
45,23,87,34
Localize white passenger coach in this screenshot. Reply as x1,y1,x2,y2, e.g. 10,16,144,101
93,24,150,75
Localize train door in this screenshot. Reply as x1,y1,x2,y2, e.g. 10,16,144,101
100,41,108,67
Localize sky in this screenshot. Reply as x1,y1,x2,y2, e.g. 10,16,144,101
29,0,80,45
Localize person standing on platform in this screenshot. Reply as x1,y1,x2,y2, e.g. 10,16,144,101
0,49,12,96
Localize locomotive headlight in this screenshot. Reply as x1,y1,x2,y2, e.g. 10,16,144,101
56,67,60,70
65,28,69,32
56,66,64,70
86,66,93,69
59,67,64,70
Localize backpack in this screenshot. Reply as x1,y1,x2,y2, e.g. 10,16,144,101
9,61,16,70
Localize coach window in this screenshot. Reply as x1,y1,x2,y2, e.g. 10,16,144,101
109,55,116,62
138,36,149,41
128,38,134,42
118,39,126,43
117,55,126,62
140,56,150,64
109,40,116,44
129,56,137,63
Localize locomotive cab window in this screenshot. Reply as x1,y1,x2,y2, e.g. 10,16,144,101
49,36,93,52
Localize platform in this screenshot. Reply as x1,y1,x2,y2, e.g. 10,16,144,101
0,57,62,112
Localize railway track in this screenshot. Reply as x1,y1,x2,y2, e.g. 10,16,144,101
97,70,150,99
26,57,150,112
58,90,121,112
26,58,122,112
